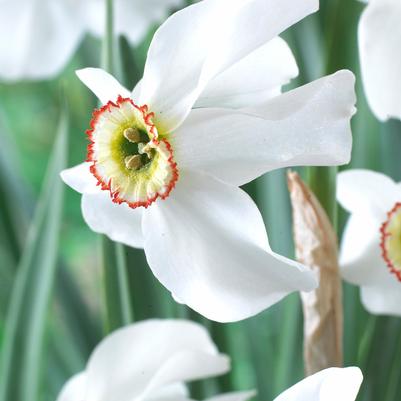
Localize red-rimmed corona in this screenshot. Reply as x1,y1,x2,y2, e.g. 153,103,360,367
86,96,178,208
380,202,401,282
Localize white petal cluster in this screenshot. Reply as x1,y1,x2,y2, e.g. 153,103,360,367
62,0,357,322
56,320,231,401
56,319,363,401
0,0,184,81
337,169,401,316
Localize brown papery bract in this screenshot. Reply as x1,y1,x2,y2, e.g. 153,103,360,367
287,171,343,376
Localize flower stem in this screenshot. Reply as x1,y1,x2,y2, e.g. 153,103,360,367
306,166,338,228
102,0,114,74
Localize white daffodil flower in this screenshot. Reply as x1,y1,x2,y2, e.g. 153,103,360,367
358,0,401,121
273,367,363,401
61,0,356,322
56,319,237,401
0,0,183,81
55,319,363,401
337,169,401,316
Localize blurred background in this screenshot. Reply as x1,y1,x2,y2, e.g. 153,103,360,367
1,0,401,400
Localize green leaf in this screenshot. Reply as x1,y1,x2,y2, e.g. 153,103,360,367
101,238,134,333
0,111,67,401
0,111,31,272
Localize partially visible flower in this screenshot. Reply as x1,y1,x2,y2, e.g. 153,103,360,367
337,169,401,316
273,367,362,401
358,0,401,121
0,0,183,81
56,319,237,401
55,319,362,401
62,0,357,322
56,319,363,401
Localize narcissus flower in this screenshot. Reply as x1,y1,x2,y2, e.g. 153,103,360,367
358,0,401,120
62,0,356,322
57,319,363,401
0,0,183,81
337,169,401,316
56,319,241,401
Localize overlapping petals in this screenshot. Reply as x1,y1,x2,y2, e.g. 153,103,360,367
56,320,230,401
173,71,355,186
138,0,318,131
337,169,401,316
61,162,144,248
358,0,401,120
56,320,362,401
194,37,299,109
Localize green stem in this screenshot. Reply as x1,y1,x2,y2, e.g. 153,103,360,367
306,166,338,228
101,237,134,333
102,0,114,74
115,244,134,324
274,295,303,395
384,323,401,401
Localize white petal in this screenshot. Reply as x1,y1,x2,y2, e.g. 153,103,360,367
132,79,142,100
0,0,85,81
340,212,401,314
360,284,401,317
173,71,355,187
142,172,317,322
359,0,401,121
205,391,256,401
195,37,298,109
56,373,87,401
273,367,363,401
337,169,401,219
81,192,144,249
76,68,131,104
142,351,229,400
60,163,99,194
85,0,185,46
139,0,318,131
147,382,189,401
339,213,385,287
85,319,229,401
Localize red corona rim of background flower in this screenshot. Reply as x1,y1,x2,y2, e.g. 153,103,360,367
85,96,179,209
380,202,401,282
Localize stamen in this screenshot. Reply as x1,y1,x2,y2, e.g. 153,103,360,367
123,127,141,143
125,155,142,170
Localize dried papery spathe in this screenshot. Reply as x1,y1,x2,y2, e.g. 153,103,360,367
288,171,343,375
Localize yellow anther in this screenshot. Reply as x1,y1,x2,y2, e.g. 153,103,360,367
123,127,141,143
124,155,142,170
